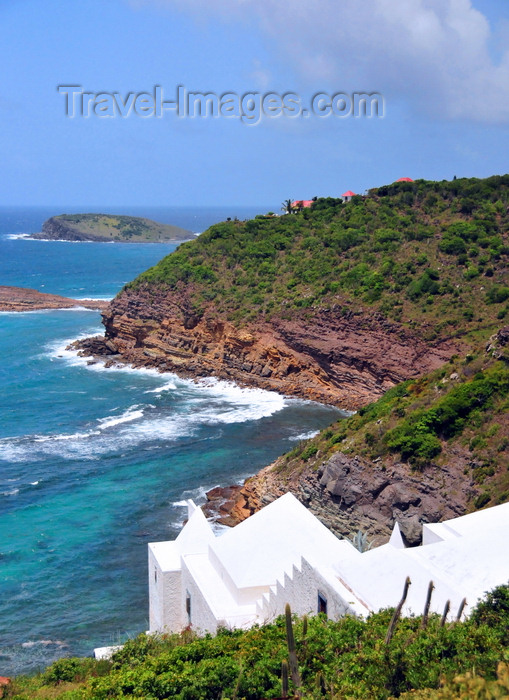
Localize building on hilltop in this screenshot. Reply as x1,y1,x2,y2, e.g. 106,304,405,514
396,177,414,182
291,200,314,211
342,190,356,201
148,493,509,636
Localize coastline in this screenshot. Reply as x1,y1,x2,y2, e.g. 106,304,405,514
25,235,196,244
0,286,109,312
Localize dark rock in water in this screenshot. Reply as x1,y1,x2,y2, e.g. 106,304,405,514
68,335,118,356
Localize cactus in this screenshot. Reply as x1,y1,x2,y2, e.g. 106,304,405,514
421,580,435,629
285,603,302,696
281,660,289,699
455,597,467,622
440,599,451,627
385,576,411,644
349,530,374,552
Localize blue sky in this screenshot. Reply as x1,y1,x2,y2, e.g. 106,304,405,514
1,0,509,208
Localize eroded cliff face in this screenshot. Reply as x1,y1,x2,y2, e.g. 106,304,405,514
204,449,477,547
72,285,474,544
85,285,462,410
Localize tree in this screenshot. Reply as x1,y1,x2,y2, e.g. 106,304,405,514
281,199,294,214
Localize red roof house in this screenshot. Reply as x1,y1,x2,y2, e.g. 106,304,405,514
342,190,356,201
291,200,314,210
396,177,414,183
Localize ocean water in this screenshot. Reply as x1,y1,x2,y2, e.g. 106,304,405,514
0,207,342,676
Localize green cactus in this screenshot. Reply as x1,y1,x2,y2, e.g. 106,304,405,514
455,597,467,622
421,580,435,629
285,603,302,696
441,599,451,627
385,576,411,644
281,659,289,698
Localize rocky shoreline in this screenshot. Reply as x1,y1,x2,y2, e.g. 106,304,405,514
68,288,483,546
0,286,108,312
71,285,463,410
201,445,476,547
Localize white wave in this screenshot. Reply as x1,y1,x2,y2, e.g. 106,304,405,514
45,327,105,361
75,296,114,301
5,233,31,240
144,380,177,394
288,430,320,441
97,407,144,429
21,237,97,243
125,415,193,443
33,430,101,442
176,485,208,503
0,338,301,465
0,307,102,317
61,337,289,424
30,481,39,486
1,488,19,496
21,640,67,648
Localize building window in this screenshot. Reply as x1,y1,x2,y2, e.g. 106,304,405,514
186,591,192,623
318,592,328,616
154,569,157,583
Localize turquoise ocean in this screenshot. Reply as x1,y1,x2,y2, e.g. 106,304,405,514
0,206,342,676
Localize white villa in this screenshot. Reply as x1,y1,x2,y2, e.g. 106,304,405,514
148,493,509,635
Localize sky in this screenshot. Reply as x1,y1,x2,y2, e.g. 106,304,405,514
1,0,509,208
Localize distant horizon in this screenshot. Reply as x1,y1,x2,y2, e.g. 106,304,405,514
1,169,507,211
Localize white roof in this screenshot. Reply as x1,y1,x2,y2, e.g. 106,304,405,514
336,502,509,615
211,492,358,588
150,500,215,571
424,502,509,541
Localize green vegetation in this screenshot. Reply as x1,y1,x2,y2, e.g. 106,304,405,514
129,175,509,336
37,214,192,242
7,585,508,699
278,350,509,509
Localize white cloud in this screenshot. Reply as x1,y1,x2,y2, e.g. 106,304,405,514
130,0,509,124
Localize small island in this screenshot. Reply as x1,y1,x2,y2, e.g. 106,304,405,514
29,213,193,243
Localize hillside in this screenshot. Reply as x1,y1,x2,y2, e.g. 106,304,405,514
76,175,509,407
73,174,509,540
222,339,509,544
30,213,193,242
130,175,509,331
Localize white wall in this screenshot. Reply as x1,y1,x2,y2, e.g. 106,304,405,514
259,557,357,623
148,547,184,633
181,558,220,635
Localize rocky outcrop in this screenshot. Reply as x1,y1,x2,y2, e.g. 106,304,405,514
30,214,193,243
78,285,462,410
36,217,106,242
0,286,107,312
205,448,480,546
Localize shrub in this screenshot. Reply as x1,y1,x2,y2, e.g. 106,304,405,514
487,286,509,304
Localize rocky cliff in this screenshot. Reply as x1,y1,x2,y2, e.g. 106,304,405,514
76,285,461,410
203,449,476,546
